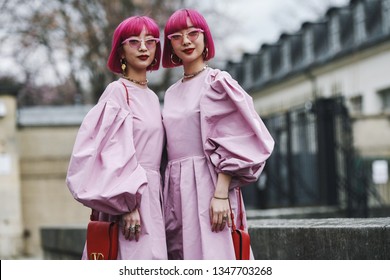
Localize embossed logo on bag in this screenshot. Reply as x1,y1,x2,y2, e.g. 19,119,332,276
90,252,104,260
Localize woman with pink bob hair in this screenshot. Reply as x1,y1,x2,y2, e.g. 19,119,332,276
66,16,167,259
161,9,274,259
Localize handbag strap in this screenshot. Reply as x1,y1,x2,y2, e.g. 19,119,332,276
238,189,244,230
229,199,236,232
229,188,244,232
90,209,120,222
90,209,99,221
121,81,130,105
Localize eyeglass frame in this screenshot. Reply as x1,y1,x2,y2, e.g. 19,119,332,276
167,28,204,43
121,37,160,50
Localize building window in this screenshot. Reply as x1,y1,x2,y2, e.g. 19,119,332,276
303,29,314,64
354,2,366,43
290,35,303,68
340,9,354,48
281,41,291,72
252,54,262,81
314,23,328,59
378,87,390,112
365,0,382,38
349,95,363,114
263,51,271,80
270,46,281,75
330,16,341,53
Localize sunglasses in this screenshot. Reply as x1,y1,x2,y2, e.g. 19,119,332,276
122,37,160,49
167,28,204,43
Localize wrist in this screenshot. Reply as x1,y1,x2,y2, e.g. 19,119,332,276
213,195,229,200
214,187,229,197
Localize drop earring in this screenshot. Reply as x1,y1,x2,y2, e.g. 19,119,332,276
121,58,127,75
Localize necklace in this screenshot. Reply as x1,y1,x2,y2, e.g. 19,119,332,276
182,65,208,81
123,76,148,86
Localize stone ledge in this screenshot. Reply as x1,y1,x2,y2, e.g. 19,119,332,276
246,206,344,219
41,226,86,260
40,218,390,260
248,218,390,260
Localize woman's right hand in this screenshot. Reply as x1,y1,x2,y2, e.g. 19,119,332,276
122,209,141,241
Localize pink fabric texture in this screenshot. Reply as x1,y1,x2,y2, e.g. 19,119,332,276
66,78,167,259
162,68,274,259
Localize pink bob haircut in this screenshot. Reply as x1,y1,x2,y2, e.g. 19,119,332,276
162,9,215,68
107,16,161,73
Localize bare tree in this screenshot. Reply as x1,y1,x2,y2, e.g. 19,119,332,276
0,0,182,105
0,0,235,106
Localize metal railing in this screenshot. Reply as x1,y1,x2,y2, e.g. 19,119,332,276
243,96,388,217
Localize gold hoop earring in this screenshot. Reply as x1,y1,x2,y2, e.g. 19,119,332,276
170,53,181,65
150,58,157,67
120,58,127,75
203,47,209,59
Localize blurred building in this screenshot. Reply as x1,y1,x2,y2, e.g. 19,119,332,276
227,0,390,155
225,0,390,211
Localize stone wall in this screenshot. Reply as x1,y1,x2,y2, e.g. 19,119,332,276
0,96,24,259
17,125,90,257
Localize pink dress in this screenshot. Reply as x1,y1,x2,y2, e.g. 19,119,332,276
162,68,275,260
66,78,167,260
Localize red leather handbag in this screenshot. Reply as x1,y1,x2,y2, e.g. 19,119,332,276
86,209,119,260
230,190,250,260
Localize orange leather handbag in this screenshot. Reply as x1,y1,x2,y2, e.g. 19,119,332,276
86,209,119,260
230,190,250,260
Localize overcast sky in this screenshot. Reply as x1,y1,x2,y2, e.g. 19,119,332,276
200,0,350,64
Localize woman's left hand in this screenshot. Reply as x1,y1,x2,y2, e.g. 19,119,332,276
210,197,231,232
122,208,141,242
210,173,232,232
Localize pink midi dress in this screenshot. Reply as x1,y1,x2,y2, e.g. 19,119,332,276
66,78,167,259
162,68,274,259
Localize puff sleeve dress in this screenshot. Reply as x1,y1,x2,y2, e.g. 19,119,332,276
66,78,167,260
162,68,274,260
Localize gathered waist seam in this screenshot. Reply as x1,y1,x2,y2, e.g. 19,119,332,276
167,154,206,164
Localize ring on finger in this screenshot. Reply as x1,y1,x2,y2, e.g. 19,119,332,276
135,224,141,232
129,226,136,233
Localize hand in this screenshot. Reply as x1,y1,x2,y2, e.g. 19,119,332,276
210,173,232,232
210,197,231,233
122,209,141,242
